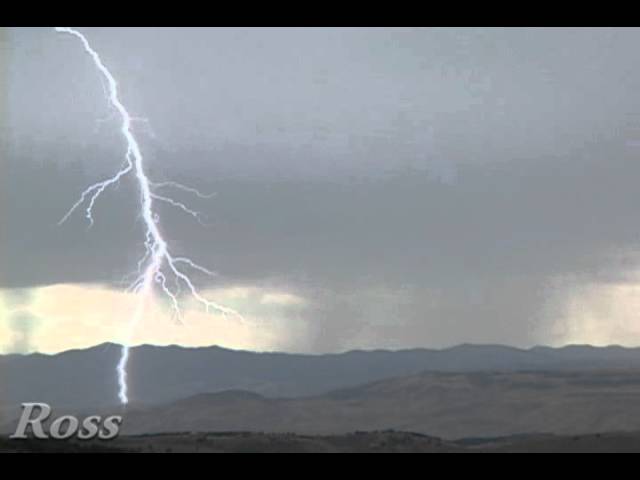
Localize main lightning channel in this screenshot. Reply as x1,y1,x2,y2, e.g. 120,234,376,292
55,27,244,405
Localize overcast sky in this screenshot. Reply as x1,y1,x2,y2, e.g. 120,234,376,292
3,27,640,354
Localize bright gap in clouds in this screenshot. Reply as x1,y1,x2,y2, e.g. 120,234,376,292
5,277,640,353
0,284,307,354
547,275,640,347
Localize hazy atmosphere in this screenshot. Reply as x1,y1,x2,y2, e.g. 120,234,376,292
3,27,640,355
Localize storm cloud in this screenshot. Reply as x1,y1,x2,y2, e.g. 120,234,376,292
3,27,640,352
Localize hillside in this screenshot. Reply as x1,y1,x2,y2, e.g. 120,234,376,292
109,370,640,439
4,342,640,410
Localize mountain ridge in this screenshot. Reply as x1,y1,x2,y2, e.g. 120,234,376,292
4,342,640,410
5,340,640,359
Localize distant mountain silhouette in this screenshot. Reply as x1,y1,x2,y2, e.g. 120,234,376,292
3,342,640,410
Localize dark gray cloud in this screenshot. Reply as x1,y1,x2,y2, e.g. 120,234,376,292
3,27,640,351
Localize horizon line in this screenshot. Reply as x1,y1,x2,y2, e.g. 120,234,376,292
2,340,638,358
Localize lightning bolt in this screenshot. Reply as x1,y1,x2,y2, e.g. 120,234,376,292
54,27,244,405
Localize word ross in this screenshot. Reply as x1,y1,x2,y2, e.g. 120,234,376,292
10,403,122,440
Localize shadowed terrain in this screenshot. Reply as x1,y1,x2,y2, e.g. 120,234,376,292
5,342,640,410
5,431,640,453
107,370,640,439
5,344,640,446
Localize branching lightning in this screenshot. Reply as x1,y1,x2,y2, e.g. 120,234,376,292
54,27,243,405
